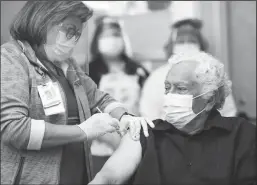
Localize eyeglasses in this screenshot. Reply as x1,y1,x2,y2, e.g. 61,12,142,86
58,23,82,42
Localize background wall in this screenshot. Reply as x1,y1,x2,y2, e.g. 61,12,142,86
1,1,26,45
227,1,256,118
200,1,256,120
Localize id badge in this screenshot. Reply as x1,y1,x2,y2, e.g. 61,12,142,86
37,82,65,116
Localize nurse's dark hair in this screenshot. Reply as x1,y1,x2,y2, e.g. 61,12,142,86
10,1,93,47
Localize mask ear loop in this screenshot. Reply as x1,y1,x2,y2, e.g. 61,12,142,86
192,83,225,114
191,89,213,115
193,91,210,99
193,83,225,99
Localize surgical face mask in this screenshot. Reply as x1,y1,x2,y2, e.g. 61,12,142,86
44,31,77,59
163,91,209,130
98,36,124,57
173,43,200,55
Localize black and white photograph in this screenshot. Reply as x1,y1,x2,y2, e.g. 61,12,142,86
1,1,256,185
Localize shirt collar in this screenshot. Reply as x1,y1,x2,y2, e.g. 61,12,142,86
35,45,81,83
203,109,233,132
154,109,233,132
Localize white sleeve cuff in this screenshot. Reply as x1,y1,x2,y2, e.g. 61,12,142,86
104,102,127,114
27,119,45,150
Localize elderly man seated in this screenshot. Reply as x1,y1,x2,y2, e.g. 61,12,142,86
89,52,256,185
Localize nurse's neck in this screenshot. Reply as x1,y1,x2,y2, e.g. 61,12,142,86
40,45,69,77
56,61,69,77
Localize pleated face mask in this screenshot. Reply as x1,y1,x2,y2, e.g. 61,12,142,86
163,92,209,129
52,31,78,56
44,22,81,60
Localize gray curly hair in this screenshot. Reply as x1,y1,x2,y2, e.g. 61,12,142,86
168,51,232,110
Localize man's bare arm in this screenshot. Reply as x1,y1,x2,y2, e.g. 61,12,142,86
89,133,142,185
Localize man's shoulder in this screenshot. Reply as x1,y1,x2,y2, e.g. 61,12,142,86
152,119,174,131
139,119,173,136
153,119,165,125
221,116,255,130
233,117,255,135
139,119,171,158
215,116,256,143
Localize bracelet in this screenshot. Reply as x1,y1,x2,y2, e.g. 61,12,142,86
119,112,135,121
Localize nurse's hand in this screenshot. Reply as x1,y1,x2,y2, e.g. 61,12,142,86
119,115,155,140
78,113,120,141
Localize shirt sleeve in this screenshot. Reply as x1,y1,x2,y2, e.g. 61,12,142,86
138,119,161,157
139,129,148,157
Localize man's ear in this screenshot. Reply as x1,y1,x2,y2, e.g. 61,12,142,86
205,93,217,111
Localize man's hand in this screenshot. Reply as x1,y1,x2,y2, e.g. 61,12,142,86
119,115,155,140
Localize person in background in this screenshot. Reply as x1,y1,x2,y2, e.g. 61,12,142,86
1,2,154,184
89,16,149,115
139,18,238,120
89,52,256,185
88,16,150,176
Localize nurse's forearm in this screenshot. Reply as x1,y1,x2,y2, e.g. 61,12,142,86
103,103,128,121
41,123,86,149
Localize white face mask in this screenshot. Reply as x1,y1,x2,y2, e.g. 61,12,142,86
98,36,124,57
163,92,209,130
44,31,77,59
173,43,200,55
